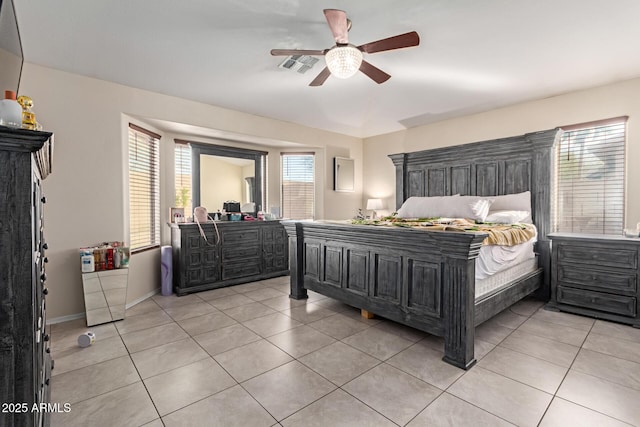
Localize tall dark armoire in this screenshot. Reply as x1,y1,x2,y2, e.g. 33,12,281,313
0,125,54,427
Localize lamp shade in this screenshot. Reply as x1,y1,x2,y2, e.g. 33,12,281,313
325,45,363,79
366,198,384,210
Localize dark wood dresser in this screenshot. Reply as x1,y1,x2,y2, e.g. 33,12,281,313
547,233,640,327
170,221,289,295
0,125,54,427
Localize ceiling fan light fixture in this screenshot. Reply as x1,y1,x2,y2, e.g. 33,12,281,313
325,45,363,79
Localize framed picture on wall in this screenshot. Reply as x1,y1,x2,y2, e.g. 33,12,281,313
170,207,185,223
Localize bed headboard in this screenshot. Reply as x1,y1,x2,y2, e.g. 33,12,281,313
388,128,561,295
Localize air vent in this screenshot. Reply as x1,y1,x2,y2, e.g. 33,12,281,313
278,55,319,74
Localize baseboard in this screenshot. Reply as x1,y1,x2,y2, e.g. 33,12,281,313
47,312,85,325
126,288,160,309
46,288,160,325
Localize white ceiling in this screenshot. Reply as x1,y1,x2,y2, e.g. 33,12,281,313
14,0,640,139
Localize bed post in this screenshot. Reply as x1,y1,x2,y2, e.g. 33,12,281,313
441,234,485,370
527,129,561,299
389,153,407,210
283,221,308,300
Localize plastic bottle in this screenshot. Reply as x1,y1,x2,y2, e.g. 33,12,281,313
114,248,121,269
0,90,22,127
81,249,95,273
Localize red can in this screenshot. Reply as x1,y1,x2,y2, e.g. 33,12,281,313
106,248,114,270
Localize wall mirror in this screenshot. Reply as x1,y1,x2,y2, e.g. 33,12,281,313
334,157,355,192
82,269,129,326
0,0,23,94
186,140,267,215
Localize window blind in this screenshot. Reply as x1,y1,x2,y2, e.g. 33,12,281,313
128,124,160,251
555,118,626,234
281,153,315,220
174,141,192,216
262,155,268,211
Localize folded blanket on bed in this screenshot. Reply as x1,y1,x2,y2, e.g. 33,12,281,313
349,217,536,246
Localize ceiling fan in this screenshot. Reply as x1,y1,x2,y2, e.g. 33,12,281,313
270,9,420,86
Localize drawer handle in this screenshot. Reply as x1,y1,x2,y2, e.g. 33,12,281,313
43,334,50,342
41,273,47,282
41,196,47,204
43,288,49,295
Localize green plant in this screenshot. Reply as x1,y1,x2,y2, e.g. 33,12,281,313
175,187,190,208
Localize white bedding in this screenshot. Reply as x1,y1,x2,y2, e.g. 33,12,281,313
475,226,537,280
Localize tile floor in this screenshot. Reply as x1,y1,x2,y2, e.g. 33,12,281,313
49,276,640,426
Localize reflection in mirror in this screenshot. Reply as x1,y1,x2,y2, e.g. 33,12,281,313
82,269,129,326
200,155,255,213
334,157,355,192
0,0,24,94
187,141,267,216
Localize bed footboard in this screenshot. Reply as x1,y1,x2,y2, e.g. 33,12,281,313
284,221,486,369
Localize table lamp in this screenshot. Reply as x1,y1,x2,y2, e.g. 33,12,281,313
366,198,384,219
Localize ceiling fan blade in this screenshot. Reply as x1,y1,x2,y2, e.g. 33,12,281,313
359,60,391,84
309,67,332,87
271,49,327,56
323,9,349,44
358,31,420,54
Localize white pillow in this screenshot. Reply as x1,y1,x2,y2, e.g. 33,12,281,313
397,195,493,221
483,191,532,223
397,195,456,218
484,210,530,224
468,198,493,222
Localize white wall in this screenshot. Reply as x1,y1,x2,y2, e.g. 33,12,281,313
20,63,363,319
363,77,640,227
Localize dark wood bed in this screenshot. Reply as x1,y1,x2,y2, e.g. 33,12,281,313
284,128,560,369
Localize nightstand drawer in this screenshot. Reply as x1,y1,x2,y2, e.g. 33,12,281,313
558,265,637,294
557,286,636,317
558,244,637,269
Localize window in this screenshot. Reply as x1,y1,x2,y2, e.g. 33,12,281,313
175,141,192,216
555,117,627,234
281,153,315,219
128,124,160,251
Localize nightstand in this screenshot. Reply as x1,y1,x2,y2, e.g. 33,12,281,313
547,233,640,327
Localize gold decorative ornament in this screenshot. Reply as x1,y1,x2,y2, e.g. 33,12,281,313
17,95,37,130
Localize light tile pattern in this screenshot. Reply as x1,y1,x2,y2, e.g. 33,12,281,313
48,282,640,426
214,339,293,382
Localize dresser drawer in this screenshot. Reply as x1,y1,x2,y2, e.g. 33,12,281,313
222,229,260,245
221,261,261,280
558,265,637,294
557,286,637,317
558,244,637,269
222,245,261,261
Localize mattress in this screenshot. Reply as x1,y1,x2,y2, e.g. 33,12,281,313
475,257,539,300
475,233,537,280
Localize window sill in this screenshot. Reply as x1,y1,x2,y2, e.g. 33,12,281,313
131,245,160,255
